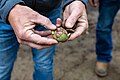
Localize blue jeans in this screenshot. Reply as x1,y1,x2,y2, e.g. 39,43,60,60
96,0,120,63
0,3,61,80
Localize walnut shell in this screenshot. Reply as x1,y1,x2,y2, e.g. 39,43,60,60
51,27,70,42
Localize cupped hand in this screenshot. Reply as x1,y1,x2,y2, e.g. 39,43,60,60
63,1,88,41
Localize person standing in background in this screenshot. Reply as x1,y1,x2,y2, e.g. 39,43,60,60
89,0,120,77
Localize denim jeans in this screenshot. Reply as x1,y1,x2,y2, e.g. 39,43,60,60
96,0,120,63
0,3,61,80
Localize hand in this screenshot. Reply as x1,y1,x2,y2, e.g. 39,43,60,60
89,0,99,7
8,4,58,49
63,1,88,40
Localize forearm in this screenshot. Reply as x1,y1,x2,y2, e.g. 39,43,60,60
0,0,24,23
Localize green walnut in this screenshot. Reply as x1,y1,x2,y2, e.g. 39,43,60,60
51,27,70,42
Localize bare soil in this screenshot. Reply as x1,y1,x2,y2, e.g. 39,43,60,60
11,7,120,80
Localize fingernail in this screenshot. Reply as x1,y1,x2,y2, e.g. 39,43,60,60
95,4,97,6
66,22,72,28
56,24,61,27
51,24,57,30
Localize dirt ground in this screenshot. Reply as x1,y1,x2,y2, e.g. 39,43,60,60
11,7,120,80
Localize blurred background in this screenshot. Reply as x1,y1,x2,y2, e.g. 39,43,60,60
11,7,120,80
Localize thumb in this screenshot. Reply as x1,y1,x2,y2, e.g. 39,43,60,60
94,0,99,7
65,9,82,28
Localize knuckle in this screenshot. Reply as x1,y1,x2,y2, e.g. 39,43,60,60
31,11,39,18
86,22,89,29
44,18,51,25
17,30,28,41
36,41,40,44
47,40,52,45
18,32,25,40
17,39,22,44
36,47,40,50
36,46,44,50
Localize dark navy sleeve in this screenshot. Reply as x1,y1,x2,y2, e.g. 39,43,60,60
0,0,24,23
82,0,88,5
63,0,88,10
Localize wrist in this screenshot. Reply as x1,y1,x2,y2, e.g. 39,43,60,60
75,0,87,8
8,4,22,23
63,0,87,11
8,2,25,23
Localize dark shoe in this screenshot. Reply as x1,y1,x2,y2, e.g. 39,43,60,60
95,61,108,77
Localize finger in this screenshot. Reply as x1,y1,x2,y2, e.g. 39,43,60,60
62,7,69,26
89,0,94,6
27,33,58,45
94,0,99,7
30,13,56,30
47,35,53,38
68,25,85,40
68,15,88,40
56,18,62,27
21,40,52,49
17,29,58,45
33,29,51,37
17,36,52,49
65,9,82,28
